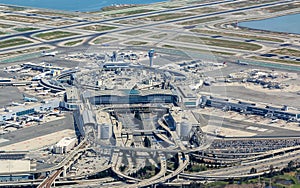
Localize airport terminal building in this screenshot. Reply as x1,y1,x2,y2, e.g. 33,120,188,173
201,96,300,121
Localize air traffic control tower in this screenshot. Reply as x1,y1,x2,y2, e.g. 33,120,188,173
148,49,155,67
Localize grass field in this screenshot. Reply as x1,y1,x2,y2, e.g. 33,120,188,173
149,33,168,39
125,41,148,46
187,7,220,14
14,27,39,32
35,31,78,40
224,0,276,8
0,38,32,49
31,11,75,18
190,29,284,43
178,16,223,25
263,2,300,13
79,25,117,32
108,9,155,17
121,30,151,36
92,37,118,44
174,35,262,51
0,15,48,23
142,13,193,21
64,40,83,46
250,56,300,65
0,23,14,28
270,48,300,57
162,44,235,56
0,46,50,59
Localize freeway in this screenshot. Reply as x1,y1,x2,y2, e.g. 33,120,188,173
129,153,167,188
179,145,300,180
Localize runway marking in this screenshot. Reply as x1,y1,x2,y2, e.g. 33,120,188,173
0,138,9,144
246,126,268,132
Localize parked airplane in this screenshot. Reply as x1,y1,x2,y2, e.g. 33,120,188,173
19,68,31,73
4,67,23,72
51,91,66,97
35,87,44,91
41,51,58,57
24,115,44,122
48,111,64,117
23,94,38,102
11,101,25,106
37,91,48,96
237,60,249,65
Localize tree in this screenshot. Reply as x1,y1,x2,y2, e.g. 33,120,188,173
144,136,151,148
250,167,257,174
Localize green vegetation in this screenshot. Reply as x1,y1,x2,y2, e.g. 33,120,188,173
79,25,117,32
115,19,143,25
190,29,284,42
263,2,300,13
0,38,32,49
187,163,207,172
48,21,75,26
64,40,83,46
250,56,300,65
109,9,154,17
129,164,159,179
14,27,39,32
125,41,148,46
178,16,223,25
270,48,300,57
0,46,50,59
142,13,193,21
0,31,6,35
0,15,48,23
161,5,182,8
121,29,150,36
101,4,142,11
188,7,220,14
0,23,14,28
92,37,118,44
232,12,247,15
6,6,26,11
224,0,276,8
31,11,75,18
35,31,78,40
162,44,235,56
149,33,168,39
174,35,262,51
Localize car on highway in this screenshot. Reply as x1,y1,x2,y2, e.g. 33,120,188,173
211,35,222,38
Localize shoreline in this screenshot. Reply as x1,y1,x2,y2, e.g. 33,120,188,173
0,0,168,13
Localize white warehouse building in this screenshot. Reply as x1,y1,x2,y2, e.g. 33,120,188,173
53,137,77,154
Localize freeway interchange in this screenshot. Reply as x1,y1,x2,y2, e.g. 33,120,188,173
0,0,300,187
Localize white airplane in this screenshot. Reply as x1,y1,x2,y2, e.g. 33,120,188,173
237,60,249,65
23,94,38,102
19,68,31,73
11,101,25,106
37,91,48,96
270,119,279,123
24,115,44,122
41,51,58,57
48,111,64,117
4,67,23,72
52,91,66,97
35,87,44,91
25,87,36,91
